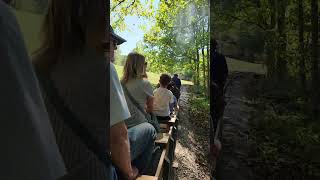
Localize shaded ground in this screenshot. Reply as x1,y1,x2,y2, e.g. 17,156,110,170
175,71,263,180
175,86,210,180
216,72,260,180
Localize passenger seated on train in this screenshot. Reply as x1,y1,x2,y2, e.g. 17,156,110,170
121,52,157,174
153,74,175,122
32,1,138,179
108,28,140,179
0,1,66,179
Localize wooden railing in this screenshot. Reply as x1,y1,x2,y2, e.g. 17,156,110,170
137,110,179,180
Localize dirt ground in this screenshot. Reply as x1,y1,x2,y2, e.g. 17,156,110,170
215,72,260,180
175,72,261,180
175,86,210,180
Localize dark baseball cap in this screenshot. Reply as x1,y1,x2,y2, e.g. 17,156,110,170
110,26,126,45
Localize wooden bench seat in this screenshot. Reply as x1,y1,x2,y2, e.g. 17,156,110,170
155,148,167,177
155,127,172,144
136,175,158,180
138,110,179,180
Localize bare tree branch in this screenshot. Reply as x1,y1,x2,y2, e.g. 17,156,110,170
126,0,136,9
111,0,125,11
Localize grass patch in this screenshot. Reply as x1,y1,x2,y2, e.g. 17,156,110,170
227,57,266,74
114,65,193,86
247,79,320,179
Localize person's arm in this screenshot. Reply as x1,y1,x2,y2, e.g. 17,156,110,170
146,96,154,113
109,63,138,179
222,55,228,85
178,79,182,88
144,80,154,113
110,122,138,180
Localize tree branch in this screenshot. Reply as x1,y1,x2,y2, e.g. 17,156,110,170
111,0,125,11
126,0,136,9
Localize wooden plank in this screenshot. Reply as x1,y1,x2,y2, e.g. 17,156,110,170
155,133,170,144
136,175,158,180
168,116,177,124
155,149,167,177
155,127,173,144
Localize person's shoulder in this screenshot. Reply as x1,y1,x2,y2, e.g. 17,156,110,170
153,87,159,92
142,78,151,83
167,89,174,95
141,78,152,87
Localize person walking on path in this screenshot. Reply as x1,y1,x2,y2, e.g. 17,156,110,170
172,74,182,90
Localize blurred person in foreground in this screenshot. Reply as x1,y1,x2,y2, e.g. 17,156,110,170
0,0,66,179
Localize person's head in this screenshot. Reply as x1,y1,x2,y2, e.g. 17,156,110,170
104,26,126,62
173,74,178,77
142,61,148,78
122,52,146,83
33,0,106,72
212,39,218,51
159,74,171,88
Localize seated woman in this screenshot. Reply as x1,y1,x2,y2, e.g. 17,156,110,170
121,52,157,174
153,74,175,122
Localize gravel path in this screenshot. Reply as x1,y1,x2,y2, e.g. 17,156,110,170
215,72,258,180
175,86,210,180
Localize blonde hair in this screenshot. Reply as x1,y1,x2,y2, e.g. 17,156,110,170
122,52,146,83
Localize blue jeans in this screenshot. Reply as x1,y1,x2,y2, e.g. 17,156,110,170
128,122,156,173
110,165,118,180
170,96,177,113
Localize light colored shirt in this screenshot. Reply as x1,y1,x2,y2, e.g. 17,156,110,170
125,79,153,108
124,78,153,128
153,87,174,117
0,2,66,179
110,63,131,126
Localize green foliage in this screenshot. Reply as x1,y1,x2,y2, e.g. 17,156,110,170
248,80,320,179
189,94,210,127
111,0,209,95
142,0,209,92
111,0,156,31
250,109,320,178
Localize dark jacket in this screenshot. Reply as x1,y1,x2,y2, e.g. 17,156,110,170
210,50,228,93
172,76,182,89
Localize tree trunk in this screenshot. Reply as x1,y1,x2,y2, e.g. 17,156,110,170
275,0,288,81
265,0,277,77
311,0,319,120
196,49,200,87
298,0,306,94
202,47,206,92
207,44,210,97
193,59,197,86
207,15,210,97
202,25,207,96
